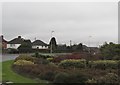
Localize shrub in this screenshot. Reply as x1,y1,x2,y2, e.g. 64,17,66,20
96,73,119,83
14,60,34,66
15,54,50,65
53,72,89,83
53,72,69,83
89,60,118,69
7,48,19,54
39,71,56,81
86,78,97,83
32,53,53,59
58,59,86,68
47,58,53,62
15,54,35,62
52,53,88,63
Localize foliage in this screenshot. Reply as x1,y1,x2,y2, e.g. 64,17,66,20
58,59,86,68
32,53,53,59
52,53,87,63
18,40,32,53
7,48,19,54
49,37,57,52
76,43,83,51
96,73,119,83
100,42,120,60
86,78,97,83
53,72,89,83
89,60,118,69
39,71,56,81
15,54,36,62
47,58,53,62
14,60,34,66
15,54,50,65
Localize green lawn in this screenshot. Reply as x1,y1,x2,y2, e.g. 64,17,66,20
2,60,38,83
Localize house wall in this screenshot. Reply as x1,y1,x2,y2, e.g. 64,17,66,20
7,44,21,49
32,45,48,49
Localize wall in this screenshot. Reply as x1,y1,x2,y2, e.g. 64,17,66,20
7,44,21,49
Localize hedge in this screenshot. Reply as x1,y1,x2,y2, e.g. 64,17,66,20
58,59,86,68
89,60,118,69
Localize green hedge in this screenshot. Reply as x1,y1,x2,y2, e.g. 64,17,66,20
58,59,86,68
59,59,119,69
89,60,118,69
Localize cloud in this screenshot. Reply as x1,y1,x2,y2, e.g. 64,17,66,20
2,2,118,46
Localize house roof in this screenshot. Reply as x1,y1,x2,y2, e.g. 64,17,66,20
32,40,48,46
8,36,24,44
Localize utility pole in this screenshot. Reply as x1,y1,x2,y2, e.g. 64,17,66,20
88,36,92,53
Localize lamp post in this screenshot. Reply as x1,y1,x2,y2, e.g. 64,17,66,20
88,36,92,53
50,31,54,54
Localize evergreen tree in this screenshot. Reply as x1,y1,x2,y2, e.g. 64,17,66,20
49,37,57,52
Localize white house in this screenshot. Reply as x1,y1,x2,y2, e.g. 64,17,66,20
7,36,24,49
32,40,48,49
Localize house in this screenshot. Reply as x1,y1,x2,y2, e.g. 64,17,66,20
0,35,7,49
32,40,48,49
7,36,24,49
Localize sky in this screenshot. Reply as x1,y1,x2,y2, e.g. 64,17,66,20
2,2,118,47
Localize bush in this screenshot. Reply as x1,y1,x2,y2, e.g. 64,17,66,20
15,54,50,65
58,59,86,68
32,53,53,59
89,60,118,69
53,72,89,83
96,73,119,83
86,78,97,83
47,58,53,62
52,53,88,63
53,72,69,83
14,60,34,66
39,71,56,81
7,48,19,54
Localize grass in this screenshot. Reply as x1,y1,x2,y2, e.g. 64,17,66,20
2,60,45,83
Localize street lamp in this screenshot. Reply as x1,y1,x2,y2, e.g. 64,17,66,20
88,36,92,53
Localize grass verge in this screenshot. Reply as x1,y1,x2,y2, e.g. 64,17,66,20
2,60,37,83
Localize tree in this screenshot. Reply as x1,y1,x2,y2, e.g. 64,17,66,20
49,37,57,53
100,42,120,60
18,40,32,53
76,43,83,51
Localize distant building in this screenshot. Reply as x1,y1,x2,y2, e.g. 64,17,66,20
0,35,7,49
7,36,24,49
32,40,48,49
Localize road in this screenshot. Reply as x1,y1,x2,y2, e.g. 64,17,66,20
1,54,19,62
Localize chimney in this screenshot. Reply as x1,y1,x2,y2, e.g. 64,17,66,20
18,36,21,38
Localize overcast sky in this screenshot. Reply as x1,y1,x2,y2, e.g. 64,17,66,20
2,2,118,47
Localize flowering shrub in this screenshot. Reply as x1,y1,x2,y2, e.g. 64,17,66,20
15,54,50,65
58,59,86,68
14,60,34,66
52,54,85,63
15,54,36,62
